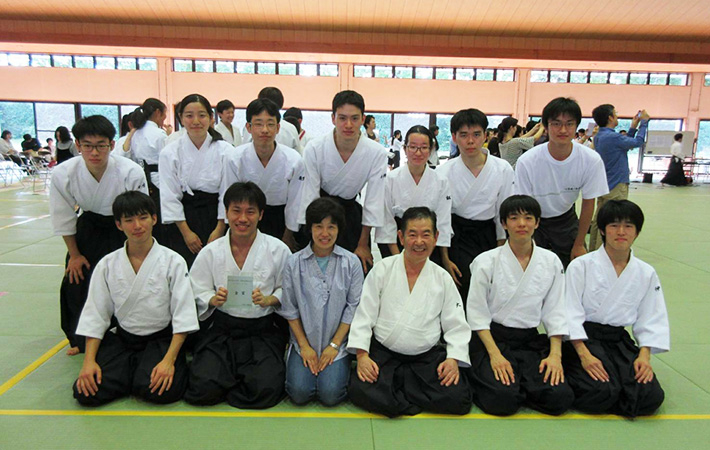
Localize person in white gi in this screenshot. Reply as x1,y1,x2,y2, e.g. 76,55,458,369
348,207,472,417
184,182,292,409
563,199,668,417
159,94,232,268
467,195,574,416
437,109,514,299
375,125,452,265
298,90,388,274
214,99,242,147
514,97,609,268
219,98,304,252
279,198,363,406
73,191,199,406
50,116,148,355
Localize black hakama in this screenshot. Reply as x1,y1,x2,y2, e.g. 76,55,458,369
319,188,363,253
73,326,188,406
449,214,496,300
60,211,125,352
562,322,664,417
660,157,688,186
184,311,287,409
468,322,574,416
534,206,578,269
259,204,287,240
166,190,218,268
348,340,472,417
142,162,166,245
56,148,74,164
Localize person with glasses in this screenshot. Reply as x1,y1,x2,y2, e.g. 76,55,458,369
375,125,452,265
514,97,609,268
219,98,304,252
50,115,148,356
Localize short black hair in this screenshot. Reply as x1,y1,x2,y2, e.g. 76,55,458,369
1,130,11,139
542,97,582,129
112,190,156,219
332,90,365,115
364,114,375,127
216,99,235,114
72,115,116,141
258,87,285,109
305,197,346,240
597,200,645,244
499,195,541,224
450,109,488,134
223,181,266,213
400,207,437,233
23,134,32,140
284,116,301,133
246,98,281,123
592,104,615,127
674,133,683,141
284,107,302,120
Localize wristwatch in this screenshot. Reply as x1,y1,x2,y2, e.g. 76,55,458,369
329,342,339,350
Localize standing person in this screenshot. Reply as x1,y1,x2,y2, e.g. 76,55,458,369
437,108,514,299
243,87,301,152
364,115,379,142
54,126,79,164
184,182,291,409
219,98,304,251
347,207,472,417
214,99,242,147
497,117,545,169
279,198,363,406
284,107,311,151
375,125,452,264
388,130,403,169
660,133,689,186
563,200,668,417
427,125,440,168
159,94,232,268
514,97,609,268
589,104,650,250
73,191,199,406
467,195,573,416
298,90,388,274
50,116,148,355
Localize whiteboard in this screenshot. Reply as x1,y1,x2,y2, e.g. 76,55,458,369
644,131,695,156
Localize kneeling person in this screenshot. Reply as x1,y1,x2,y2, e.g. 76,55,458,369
467,195,574,416
347,207,472,417
73,191,198,406
184,182,291,409
564,200,668,417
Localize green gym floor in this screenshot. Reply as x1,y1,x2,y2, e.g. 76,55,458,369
1,180,709,449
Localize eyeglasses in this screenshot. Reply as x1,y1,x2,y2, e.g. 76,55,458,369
405,145,430,153
249,122,278,130
548,121,577,130
78,143,111,152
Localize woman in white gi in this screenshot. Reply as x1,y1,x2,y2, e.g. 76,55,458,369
437,109,514,300
279,198,363,406
184,182,292,409
159,94,232,268
348,207,472,417
375,125,452,265
467,195,574,416
214,99,242,147
563,200,668,417
50,116,148,355
219,98,304,251
74,191,199,406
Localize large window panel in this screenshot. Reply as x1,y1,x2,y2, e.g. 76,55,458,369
436,114,453,157
35,103,76,136
0,101,36,139
697,120,710,158
301,110,335,142
80,104,120,135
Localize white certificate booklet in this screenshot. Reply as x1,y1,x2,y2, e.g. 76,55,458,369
226,274,254,309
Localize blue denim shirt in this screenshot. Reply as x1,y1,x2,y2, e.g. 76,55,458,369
593,120,648,190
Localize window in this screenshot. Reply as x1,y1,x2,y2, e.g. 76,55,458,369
570,71,589,83
138,58,157,71
374,66,393,78
476,69,495,81
80,104,120,134
52,55,73,68
590,72,609,84
299,63,318,77
173,59,193,72
648,119,683,131
302,110,336,141
215,61,234,73
668,73,688,86
629,73,648,85
278,63,297,75
117,57,137,70
30,54,51,68
35,102,76,143
366,113,394,147
705,74,710,87
609,72,628,85
436,67,454,80
8,53,30,67
319,64,338,77
354,65,373,78
697,120,710,158
0,53,7,66
487,115,509,131
456,68,475,81
549,71,568,83
436,114,453,156
257,62,276,75
496,69,515,82
649,73,668,85
74,56,94,69
530,70,549,82
394,67,413,79
194,60,214,73
0,101,35,139
120,104,140,119
415,67,433,80
236,61,256,74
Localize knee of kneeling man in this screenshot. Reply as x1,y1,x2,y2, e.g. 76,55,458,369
317,388,347,407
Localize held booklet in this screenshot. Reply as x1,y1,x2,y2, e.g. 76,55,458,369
226,274,254,309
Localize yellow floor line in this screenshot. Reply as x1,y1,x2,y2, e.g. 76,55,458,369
0,339,68,397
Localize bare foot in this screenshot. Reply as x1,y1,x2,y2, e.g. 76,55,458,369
66,346,80,356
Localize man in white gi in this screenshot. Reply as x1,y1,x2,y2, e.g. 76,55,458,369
348,207,472,417
73,191,198,406
50,115,148,355
467,195,574,416
563,199,668,417
184,182,292,409
219,98,304,251
438,108,514,299
242,87,300,151
214,99,242,147
514,97,609,268
298,90,388,273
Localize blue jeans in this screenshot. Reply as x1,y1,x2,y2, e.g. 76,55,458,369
285,346,350,406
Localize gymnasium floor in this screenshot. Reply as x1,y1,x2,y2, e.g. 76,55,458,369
0,179,709,449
